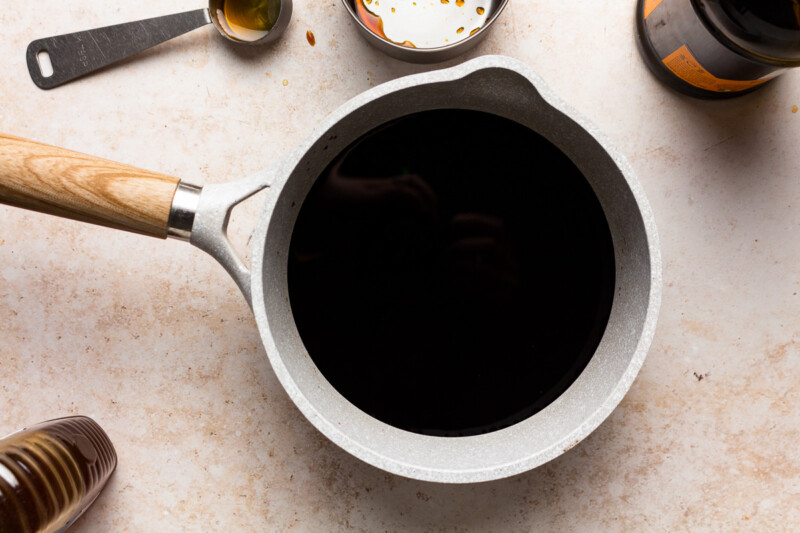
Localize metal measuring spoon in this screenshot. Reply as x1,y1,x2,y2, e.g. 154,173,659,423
26,0,292,90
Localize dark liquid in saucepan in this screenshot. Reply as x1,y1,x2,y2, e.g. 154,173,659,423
287,110,615,437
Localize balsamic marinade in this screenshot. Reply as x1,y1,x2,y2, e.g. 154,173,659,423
288,110,615,436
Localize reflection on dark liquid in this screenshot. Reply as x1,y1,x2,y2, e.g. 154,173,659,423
288,110,615,437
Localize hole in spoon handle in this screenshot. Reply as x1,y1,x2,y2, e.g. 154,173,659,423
36,50,54,77
25,8,212,90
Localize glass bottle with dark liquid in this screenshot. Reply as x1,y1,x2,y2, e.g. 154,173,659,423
288,110,616,437
637,0,800,97
0,416,117,533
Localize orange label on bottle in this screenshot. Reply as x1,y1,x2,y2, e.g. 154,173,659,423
662,45,776,93
643,0,664,18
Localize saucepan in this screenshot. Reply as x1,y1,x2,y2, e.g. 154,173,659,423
0,56,660,483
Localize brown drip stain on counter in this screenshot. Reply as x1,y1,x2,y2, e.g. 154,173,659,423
306,30,316,46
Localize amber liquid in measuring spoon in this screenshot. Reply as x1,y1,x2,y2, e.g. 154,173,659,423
214,0,281,41
355,0,491,48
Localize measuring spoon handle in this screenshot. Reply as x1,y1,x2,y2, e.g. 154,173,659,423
26,9,212,90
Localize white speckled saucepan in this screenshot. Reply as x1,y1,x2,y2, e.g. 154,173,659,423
0,56,661,483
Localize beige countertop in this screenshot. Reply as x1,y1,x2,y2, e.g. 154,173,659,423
2,0,799,530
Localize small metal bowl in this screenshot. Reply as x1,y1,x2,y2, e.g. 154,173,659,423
342,0,509,63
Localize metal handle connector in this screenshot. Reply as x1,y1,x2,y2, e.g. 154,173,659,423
167,181,202,241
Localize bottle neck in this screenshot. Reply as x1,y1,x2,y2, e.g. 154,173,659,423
691,0,800,67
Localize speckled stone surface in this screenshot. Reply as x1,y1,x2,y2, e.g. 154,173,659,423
1,1,799,531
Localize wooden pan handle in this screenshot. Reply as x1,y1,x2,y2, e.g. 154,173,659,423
0,133,180,238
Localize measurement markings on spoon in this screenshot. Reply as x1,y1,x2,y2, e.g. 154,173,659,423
77,43,88,67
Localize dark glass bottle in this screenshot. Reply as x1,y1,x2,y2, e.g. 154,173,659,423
637,0,800,98
0,416,117,533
